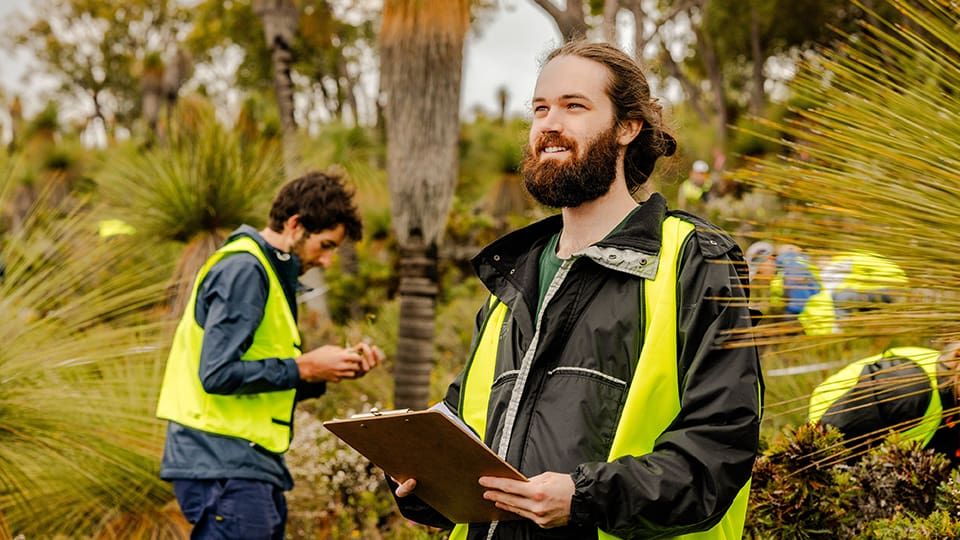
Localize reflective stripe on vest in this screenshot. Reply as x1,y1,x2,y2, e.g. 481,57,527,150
808,347,942,447
156,236,301,453
452,216,751,539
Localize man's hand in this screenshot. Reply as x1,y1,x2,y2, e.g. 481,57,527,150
348,341,385,378
295,345,363,383
480,472,574,529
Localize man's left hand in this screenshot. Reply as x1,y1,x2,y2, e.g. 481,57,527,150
479,472,574,529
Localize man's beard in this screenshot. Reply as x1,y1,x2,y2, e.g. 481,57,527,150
521,126,620,208
290,232,312,274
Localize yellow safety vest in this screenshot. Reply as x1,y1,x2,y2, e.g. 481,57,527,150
451,216,751,540
156,236,301,453
808,347,942,447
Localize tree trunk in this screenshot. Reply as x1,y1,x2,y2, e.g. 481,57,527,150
531,0,588,42
269,39,298,173
603,0,620,43
750,6,767,116
394,239,438,409
748,5,766,116
696,26,728,153
381,0,469,409
254,0,300,175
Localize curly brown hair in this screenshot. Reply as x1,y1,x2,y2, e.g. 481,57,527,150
268,170,362,241
544,41,677,192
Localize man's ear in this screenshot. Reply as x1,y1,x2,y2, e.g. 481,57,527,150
617,119,643,146
284,214,301,235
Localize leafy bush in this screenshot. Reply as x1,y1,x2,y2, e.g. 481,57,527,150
747,423,858,539
850,436,953,526
859,511,960,540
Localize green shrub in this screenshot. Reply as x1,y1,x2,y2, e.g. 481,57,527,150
859,511,960,539
746,423,859,539
849,436,953,526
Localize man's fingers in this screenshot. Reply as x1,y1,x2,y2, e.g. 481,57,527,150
479,476,530,496
493,501,533,522
483,489,532,512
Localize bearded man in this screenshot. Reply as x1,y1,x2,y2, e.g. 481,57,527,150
392,41,763,540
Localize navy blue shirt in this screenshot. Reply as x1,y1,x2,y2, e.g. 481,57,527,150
160,225,325,489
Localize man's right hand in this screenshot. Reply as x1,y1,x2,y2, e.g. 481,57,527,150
394,478,417,498
295,345,363,383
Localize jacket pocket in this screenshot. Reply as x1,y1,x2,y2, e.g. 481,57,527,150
522,367,627,473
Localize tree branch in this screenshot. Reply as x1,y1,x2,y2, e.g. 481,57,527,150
531,0,564,22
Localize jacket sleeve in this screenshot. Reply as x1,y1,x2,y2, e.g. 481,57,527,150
569,232,763,537
197,254,301,395
386,299,493,528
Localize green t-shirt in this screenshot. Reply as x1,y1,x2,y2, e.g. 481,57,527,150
537,206,641,313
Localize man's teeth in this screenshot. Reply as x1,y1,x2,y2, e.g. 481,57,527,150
544,146,568,153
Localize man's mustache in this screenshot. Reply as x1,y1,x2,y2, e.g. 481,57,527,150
534,133,578,154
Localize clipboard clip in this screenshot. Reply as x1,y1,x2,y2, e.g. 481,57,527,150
349,407,411,419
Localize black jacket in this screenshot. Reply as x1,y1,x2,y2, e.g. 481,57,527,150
395,194,763,539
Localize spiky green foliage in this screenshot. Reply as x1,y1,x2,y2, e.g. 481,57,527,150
734,0,960,345
746,423,859,538
97,103,283,244
0,159,183,536
96,101,285,315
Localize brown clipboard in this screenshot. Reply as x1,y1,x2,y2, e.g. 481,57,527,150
323,408,526,524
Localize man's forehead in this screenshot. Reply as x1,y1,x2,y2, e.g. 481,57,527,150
533,55,610,101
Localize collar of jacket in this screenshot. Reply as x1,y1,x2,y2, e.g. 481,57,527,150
225,225,303,308
472,193,669,298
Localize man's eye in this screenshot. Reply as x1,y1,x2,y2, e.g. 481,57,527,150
533,106,548,114
567,103,585,109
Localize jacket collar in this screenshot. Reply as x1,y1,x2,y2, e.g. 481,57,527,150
473,193,668,295
226,225,303,291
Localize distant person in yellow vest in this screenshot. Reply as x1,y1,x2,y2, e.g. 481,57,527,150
809,344,960,461
156,171,384,539
798,252,907,335
392,41,762,540
677,159,712,211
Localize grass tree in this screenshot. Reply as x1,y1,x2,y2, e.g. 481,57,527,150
734,0,960,458
380,0,470,409
0,159,183,537
97,99,285,317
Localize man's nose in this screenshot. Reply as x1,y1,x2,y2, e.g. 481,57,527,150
537,108,564,134
319,252,336,269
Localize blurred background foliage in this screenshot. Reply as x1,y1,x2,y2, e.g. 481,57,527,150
0,0,958,536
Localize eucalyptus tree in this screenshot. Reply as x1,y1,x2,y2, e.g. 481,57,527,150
4,0,190,136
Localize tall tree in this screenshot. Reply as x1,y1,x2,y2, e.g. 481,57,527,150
5,0,189,135
188,0,379,128
253,0,300,174
381,0,470,409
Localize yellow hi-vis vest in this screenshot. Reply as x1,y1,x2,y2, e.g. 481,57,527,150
451,216,751,540
808,347,942,447
156,236,302,453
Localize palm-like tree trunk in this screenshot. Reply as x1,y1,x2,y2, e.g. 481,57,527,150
381,0,469,410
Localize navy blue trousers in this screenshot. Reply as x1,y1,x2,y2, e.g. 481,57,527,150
173,479,287,540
